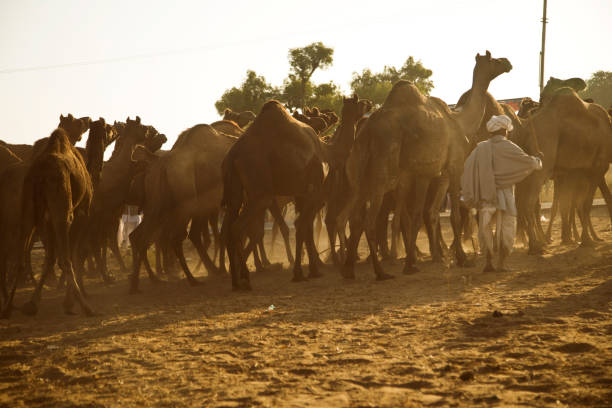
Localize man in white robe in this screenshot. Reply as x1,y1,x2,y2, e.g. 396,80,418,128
461,115,542,272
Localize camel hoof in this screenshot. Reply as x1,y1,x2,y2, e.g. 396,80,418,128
580,241,595,248
403,265,419,275
376,273,394,281
21,301,38,316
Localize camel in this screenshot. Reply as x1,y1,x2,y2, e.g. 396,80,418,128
0,114,91,163
128,124,237,293
335,51,512,279
0,115,92,301
292,111,328,134
514,89,612,252
1,125,103,318
84,117,166,283
210,120,244,137
322,95,371,266
223,108,256,128
0,145,20,174
223,100,338,289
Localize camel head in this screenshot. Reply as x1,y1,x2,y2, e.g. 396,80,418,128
518,97,540,119
59,114,91,145
341,94,362,120
474,50,512,85
540,76,586,104
85,117,111,185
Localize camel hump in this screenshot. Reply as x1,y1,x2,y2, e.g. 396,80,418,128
383,80,424,107
46,128,71,152
131,145,157,163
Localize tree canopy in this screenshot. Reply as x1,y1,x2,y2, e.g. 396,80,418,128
288,42,334,109
580,71,612,109
214,70,280,115
214,47,435,117
350,57,434,106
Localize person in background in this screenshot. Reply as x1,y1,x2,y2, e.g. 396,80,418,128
461,115,543,272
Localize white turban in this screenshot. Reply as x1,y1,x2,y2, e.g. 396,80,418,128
486,115,513,133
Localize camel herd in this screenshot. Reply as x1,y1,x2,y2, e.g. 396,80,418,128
0,50,611,318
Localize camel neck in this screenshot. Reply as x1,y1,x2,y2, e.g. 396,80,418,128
454,69,491,136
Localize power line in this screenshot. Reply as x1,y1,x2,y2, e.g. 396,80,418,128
0,43,233,75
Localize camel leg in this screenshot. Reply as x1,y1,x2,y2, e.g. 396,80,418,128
363,194,393,280
291,199,308,282
449,177,471,267
228,199,270,290
129,221,156,294
424,177,448,263
341,206,364,280
208,211,221,264
546,180,560,242
269,202,294,265
171,230,200,286
21,239,56,316
376,197,393,260
598,172,612,230
188,216,218,276
325,208,340,267
108,229,127,276
403,178,430,275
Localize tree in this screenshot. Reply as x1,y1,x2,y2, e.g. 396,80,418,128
288,42,334,109
309,81,343,113
580,71,612,109
215,70,280,115
351,57,434,106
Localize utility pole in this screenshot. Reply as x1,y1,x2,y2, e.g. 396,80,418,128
539,0,548,95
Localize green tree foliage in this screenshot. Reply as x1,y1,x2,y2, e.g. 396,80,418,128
288,42,334,109
309,81,343,112
214,70,280,115
350,57,434,106
580,71,612,108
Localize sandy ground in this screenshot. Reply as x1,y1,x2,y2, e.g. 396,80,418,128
1,210,611,408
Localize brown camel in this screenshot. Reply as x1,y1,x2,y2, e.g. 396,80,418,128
0,115,92,301
0,145,20,174
336,51,512,278
1,127,100,318
514,89,612,252
223,100,333,289
223,108,256,128
292,111,328,134
84,117,166,283
210,120,244,137
129,124,237,293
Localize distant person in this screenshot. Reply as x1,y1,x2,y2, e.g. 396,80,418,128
118,205,142,248
461,115,542,272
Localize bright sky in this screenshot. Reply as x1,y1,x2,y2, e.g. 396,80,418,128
1,0,611,148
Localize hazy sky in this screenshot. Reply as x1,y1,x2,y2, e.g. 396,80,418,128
1,0,611,147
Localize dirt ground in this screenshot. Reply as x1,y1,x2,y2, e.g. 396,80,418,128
1,210,611,408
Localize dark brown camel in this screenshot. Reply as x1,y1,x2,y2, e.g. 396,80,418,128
223,101,331,289
84,117,166,284
1,127,99,318
336,51,512,279
0,115,92,303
